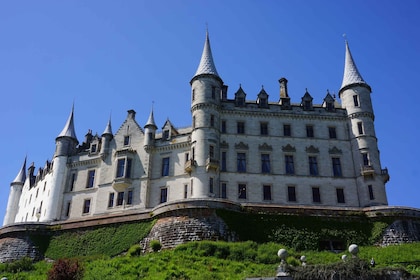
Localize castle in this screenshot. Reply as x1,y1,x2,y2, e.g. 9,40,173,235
3,32,390,226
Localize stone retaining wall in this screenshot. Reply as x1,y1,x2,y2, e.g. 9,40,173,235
1,202,420,263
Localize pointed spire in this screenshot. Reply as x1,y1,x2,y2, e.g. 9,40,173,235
57,105,78,141
193,30,220,78
145,106,157,129
102,116,113,136
340,41,371,93
12,156,27,184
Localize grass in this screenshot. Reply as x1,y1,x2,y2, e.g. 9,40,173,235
1,241,420,279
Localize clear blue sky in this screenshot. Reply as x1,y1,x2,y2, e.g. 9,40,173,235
1,1,419,224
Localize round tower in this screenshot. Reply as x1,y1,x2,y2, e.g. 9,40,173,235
100,117,113,159
339,41,388,206
3,157,26,226
144,107,157,151
189,31,223,198
45,106,79,221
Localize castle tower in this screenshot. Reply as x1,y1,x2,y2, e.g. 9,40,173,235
3,157,26,226
100,117,113,159
339,41,388,206
189,31,223,198
143,107,157,151
44,106,79,221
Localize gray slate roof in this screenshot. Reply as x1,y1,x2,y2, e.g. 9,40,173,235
145,108,157,128
12,157,26,184
58,106,78,140
194,31,219,78
340,41,369,90
102,118,113,136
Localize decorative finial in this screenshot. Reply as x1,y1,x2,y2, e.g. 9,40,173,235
342,33,347,42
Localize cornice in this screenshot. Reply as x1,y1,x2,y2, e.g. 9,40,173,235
68,157,102,168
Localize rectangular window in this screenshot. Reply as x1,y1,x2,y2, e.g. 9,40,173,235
221,120,226,133
116,158,132,178
212,86,216,99
306,125,314,138
221,183,227,199
336,188,345,203
163,130,169,140
238,184,247,199
209,145,214,159
65,202,71,217
210,115,214,127
117,192,124,206
285,155,295,174
83,199,91,214
124,135,130,146
160,188,168,203
353,95,359,107
192,89,195,101
108,193,115,208
116,159,125,178
312,187,321,203
184,184,188,199
221,151,227,171
86,170,95,188
283,124,291,136
261,154,270,173
237,153,246,172
91,144,97,153
260,122,268,135
263,185,272,201
193,116,196,129
357,122,364,135
127,190,133,205
329,127,337,139
70,173,76,191
209,178,214,194
162,157,170,176
362,153,369,166
185,153,189,162
309,156,318,176
237,121,245,134
288,186,296,202
368,185,374,200
332,157,342,177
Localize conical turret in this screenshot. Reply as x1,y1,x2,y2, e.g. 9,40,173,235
3,157,27,225
55,106,79,157
100,117,113,158
339,41,371,95
144,107,157,150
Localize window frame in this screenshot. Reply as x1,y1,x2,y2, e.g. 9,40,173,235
261,153,271,174
238,184,247,199
332,157,342,177
285,155,295,175
237,152,247,172
161,157,170,176
82,199,91,214
86,170,95,188
237,121,245,134
283,124,291,137
260,122,268,136
328,127,337,139
287,186,297,202
312,187,321,203
263,185,272,201
160,187,168,203
336,188,345,203
309,156,319,176
306,125,314,138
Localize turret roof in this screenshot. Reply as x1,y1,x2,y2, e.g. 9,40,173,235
57,105,78,141
145,108,157,129
193,31,220,78
12,157,26,184
102,117,113,136
340,41,370,92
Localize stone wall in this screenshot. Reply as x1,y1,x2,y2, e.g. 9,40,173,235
379,220,420,246
140,208,237,252
0,235,41,263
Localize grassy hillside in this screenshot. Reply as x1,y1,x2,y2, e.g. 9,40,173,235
1,241,420,279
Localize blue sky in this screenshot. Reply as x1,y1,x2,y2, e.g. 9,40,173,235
1,1,419,224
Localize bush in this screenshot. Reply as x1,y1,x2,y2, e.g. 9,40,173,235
0,257,34,273
47,258,83,280
150,240,162,252
127,244,142,257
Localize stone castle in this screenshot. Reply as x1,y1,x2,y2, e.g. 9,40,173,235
3,31,391,226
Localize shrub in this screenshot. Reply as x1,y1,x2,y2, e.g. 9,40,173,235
47,258,83,280
150,240,162,252
1,257,34,273
127,244,142,257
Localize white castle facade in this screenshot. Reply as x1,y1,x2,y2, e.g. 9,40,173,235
3,33,390,226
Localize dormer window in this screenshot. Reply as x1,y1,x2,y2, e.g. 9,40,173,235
235,85,246,107
257,87,269,108
90,144,97,153
237,96,245,107
323,91,335,112
301,89,313,111
123,136,130,146
163,130,169,140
